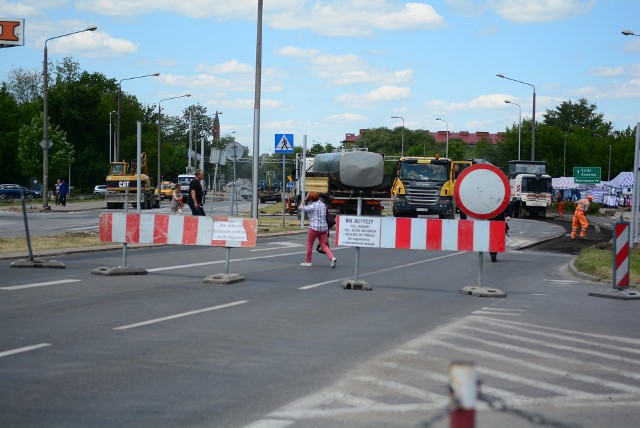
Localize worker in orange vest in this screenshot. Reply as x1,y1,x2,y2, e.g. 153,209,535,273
556,190,565,219
571,195,592,239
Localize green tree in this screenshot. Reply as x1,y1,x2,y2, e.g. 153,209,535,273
18,112,74,187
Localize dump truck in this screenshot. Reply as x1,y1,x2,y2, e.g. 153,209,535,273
105,152,156,209
302,150,389,216
391,155,473,218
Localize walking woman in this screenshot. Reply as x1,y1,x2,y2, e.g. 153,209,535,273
298,192,336,268
171,183,183,214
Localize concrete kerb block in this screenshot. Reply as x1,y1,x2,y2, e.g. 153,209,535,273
203,273,244,284
588,289,640,300
90,266,148,276
341,279,372,291
10,259,65,269
459,286,507,298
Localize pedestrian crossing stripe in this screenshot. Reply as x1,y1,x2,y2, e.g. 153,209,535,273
275,133,294,153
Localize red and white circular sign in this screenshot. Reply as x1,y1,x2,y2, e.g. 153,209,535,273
454,164,510,219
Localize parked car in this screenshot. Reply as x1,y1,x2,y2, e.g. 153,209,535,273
94,185,107,197
0,184,42,201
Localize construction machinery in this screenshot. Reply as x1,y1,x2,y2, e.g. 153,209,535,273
105,152,155,209
507,160,553,218
302,150,389,216
391,155,473,218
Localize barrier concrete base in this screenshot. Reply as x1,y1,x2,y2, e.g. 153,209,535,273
341,279,372,291
460,286,506,298
90,266,148,276
203,273,244,284
10,259,65,269
588,289,640,300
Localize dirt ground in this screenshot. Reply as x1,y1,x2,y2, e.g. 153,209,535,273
526,217,613,255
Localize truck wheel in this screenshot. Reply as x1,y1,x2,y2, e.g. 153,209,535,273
260,198,265,204
106,202,116,209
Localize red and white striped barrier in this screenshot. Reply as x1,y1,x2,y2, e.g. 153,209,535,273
336,216,506,253
613,221,630,289
99,213,257,248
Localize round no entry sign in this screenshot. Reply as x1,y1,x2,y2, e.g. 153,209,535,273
454,164,510,219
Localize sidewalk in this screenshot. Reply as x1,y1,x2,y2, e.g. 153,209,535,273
0,199,106,214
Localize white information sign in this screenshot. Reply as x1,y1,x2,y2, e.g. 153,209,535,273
337,216,381,248
212,221,248,242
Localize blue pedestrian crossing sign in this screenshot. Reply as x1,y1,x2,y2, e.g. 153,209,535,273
275,134,294,154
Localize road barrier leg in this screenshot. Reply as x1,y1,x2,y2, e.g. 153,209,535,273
10,190,65,269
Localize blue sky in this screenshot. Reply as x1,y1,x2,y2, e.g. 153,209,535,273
2,0,640,157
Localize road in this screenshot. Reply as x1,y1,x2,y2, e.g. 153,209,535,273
1,218,638,428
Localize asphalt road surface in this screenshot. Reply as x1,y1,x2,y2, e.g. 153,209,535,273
1,217,638,428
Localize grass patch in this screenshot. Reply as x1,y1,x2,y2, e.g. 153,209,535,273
0,231,114,254
574,245,640,285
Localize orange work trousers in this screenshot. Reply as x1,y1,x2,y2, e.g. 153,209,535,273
571,210,588,238
558,202,564,217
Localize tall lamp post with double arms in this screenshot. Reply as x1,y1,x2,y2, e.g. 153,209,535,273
42,25,97,208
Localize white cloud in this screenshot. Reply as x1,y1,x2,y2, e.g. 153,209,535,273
47,30,138,57
278,47,413,87
325,113,368,122
269,0,446,36
426,94,515,112
588,66,624,77
196,60,253,74
276,46,320,58
487,0,594,23
336,85,411,105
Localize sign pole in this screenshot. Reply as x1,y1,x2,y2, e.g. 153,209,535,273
282,154,286,227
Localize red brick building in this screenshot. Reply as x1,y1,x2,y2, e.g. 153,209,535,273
342,129,504,147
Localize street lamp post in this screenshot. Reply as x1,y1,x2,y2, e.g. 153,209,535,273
608,144,612,181
391,116,405,157
116,72,160,161
497,73,536,161
435,118,449,158
108,111,116,164
42,25,97,208
504,100,521,160
157,94,191,206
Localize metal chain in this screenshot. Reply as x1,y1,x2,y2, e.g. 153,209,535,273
413,403,450,428
478,390,582,428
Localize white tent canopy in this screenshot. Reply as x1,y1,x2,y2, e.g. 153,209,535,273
604,171,633,189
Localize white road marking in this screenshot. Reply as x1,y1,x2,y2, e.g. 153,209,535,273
0,279,82,290
114,300,248,330
0,343,51,358
298,252,464,290
250,241,304,252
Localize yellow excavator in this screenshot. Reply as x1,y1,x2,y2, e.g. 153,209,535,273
105,152,156,209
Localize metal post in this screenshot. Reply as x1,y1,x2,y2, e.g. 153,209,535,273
20,189,34,261
282,154,286,227
631,122,640,247
354,196,363,281
477,252,483,288
122,187,129,267
251,0,263,220
136,122,142,214
224,247,231,275
300,135,307,228
449,362,477,428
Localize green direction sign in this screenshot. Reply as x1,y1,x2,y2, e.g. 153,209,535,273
573,167,601,184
